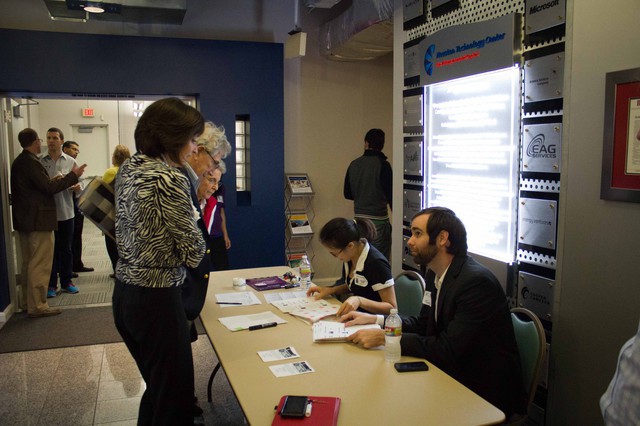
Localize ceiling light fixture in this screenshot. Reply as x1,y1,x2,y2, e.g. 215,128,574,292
82,2,105,13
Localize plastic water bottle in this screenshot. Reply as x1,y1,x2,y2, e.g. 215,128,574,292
385,308,402,362
299,255,312,290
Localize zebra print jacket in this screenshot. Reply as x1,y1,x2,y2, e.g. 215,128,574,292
115,153,205,288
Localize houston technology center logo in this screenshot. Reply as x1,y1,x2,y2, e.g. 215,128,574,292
423,31,506,77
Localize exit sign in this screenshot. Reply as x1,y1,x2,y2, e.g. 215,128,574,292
82,108,94,117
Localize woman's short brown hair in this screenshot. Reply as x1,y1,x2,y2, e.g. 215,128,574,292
112,144,131,166
134,98,205,164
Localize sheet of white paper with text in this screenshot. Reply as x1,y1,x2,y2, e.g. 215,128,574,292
257,346,301,362
215,291,262,306
263,290,307,304
269,360,315,377
218,311,287,331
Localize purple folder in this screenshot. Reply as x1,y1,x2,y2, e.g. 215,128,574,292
246,276,289,291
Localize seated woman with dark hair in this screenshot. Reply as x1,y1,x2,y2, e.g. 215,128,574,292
306,217,397,316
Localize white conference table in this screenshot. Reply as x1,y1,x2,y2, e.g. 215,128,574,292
200,266,505,425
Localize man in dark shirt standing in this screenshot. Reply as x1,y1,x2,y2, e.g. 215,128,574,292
62,140,94,274
344,128,392,260
342,207,524,418
11,128,85,317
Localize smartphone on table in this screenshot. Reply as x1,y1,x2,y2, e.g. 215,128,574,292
394,361,429,372
280,395,309,417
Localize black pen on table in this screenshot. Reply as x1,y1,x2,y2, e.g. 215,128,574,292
248,322,277,331
216,302,243,305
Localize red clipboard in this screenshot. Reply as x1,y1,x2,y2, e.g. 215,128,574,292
272,395,341,426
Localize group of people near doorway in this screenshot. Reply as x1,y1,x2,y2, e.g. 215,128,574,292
11,116,232,319
11,128,86,318
11,128,107,313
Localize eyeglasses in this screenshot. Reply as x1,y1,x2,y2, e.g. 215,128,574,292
329,246,346,258
204,148,219,166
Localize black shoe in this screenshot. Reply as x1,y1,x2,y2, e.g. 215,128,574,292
74,266,94,273
193,404,203,417
193,398,203,417
71,273,79,278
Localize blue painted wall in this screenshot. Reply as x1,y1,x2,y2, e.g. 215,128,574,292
0,29,285,311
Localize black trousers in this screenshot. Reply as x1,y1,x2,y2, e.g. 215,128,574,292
112,280,194,426
105,234,118,272
49,218,74,288
72,209,85,269
210,236,229,271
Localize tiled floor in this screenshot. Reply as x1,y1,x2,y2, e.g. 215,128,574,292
47,221,114,309
0,337,235,425
1,222,245,425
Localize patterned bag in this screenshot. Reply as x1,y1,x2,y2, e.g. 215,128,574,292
77,177,115,241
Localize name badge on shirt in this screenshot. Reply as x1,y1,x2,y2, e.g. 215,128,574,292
353,274,368,287
423,291,432,307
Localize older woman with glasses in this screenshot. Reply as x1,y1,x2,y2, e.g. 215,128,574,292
306,217,397,316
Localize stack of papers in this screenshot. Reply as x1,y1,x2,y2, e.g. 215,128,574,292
271,297,339,324
312,321,381,342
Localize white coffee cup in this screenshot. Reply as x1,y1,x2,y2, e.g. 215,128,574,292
232,277,246,290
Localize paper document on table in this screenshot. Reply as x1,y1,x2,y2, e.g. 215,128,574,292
270,296,315,313
215,292,261,306
312,321,381,342
257,346,300,362
271,297,339,323
269,360,315,378
218,311,287,331
263,290,307,304
290,300,339,323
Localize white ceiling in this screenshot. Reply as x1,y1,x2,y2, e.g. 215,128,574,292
0,0,350,44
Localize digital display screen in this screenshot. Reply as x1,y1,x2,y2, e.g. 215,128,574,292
424,67,521,262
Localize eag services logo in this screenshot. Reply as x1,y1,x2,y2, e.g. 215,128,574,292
424,44,436,76
526,133,557,159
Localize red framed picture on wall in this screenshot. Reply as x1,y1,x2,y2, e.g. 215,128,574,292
601,67,640,202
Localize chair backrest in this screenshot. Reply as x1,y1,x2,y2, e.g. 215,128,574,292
394,270,425,316
511,307,546,413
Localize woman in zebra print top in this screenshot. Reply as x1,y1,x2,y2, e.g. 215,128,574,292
112,97,206,425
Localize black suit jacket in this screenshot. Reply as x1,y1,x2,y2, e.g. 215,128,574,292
10,150,78,232
180,170,214,321
401,255,524,417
